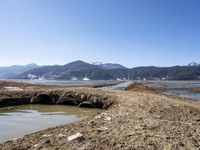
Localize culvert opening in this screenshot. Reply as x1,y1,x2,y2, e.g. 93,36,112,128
56,93,115,109
31,94,54,104
78,101,96,108
59,100,78,106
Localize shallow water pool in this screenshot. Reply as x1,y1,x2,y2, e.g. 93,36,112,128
0,104,102,143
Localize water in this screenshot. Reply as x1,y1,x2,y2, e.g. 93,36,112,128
145,81,200,88
98,81,133,90
0,86,23,91
5,79,114,87
0,104,102,143
144,81,200,101
163,90,200,101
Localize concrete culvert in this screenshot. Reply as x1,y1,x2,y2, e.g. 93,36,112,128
30,93,55,104
78,101,96,108
57,100,78,106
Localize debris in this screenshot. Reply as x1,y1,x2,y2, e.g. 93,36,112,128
95,112,112,121
67,133,84,141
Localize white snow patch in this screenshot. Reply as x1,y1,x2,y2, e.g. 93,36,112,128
116,78,122,81
28,74,37,79
83,77,90,81
71,77,78,81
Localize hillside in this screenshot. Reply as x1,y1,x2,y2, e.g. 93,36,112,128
0,64,39,78
9,61,200,80
129,66,200,80
91,62,127,69
13,61,116,80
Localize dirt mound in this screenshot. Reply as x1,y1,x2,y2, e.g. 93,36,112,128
125,82,157,93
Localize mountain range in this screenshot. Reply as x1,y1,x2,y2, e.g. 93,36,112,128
0,63,39,78
5,61,200,81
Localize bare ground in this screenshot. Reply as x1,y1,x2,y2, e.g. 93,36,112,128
0,87,200,150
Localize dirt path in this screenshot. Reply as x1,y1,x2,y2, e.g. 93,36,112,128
1,88,200,149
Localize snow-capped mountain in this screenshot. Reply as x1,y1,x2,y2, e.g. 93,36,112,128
90,62,127,69
187,62,200,67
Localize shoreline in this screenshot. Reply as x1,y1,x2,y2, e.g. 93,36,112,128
0,86,200,149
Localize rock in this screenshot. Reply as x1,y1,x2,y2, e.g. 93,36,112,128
67,133,84,141
105,117,112,121
81,94,86,100
41,138,51,144
35,138,51,149
95,112,112,121
57,133,65,138
97,127,108,132
34,144,38,148
41,134,51,138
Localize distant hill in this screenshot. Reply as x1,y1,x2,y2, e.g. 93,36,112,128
0,63,39,78
129,66,200,80
13,61,116,80
6,61,200,80
91,62,127,69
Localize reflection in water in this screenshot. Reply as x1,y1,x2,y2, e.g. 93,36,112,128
0,105,102,143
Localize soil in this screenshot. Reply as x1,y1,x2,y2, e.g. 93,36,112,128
0,83,200,149
126,82,200,93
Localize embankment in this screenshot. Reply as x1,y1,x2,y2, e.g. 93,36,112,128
1,87,200,149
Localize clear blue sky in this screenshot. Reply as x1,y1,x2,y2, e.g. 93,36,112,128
0,0,199,67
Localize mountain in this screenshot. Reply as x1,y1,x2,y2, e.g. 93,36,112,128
0,63,39,78
187,62,200,67
8,61,200,80
129,66,200,80
91,62,127,69
13,61,116,80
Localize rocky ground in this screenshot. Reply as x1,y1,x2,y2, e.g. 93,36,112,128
0,85,200,149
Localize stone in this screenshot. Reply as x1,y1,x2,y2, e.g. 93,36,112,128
67,133,84,141
41,134,51,138
34,144,38,148
97,127,108,132
95,112,112,121
81,94,86,100
57,133,65,138
105,117,112,121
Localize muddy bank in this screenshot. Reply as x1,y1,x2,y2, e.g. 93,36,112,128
126,82,200,93
125,82,158,93
1,88,200,149
0,80,122,90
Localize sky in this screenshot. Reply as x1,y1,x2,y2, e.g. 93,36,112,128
0,0,200,68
